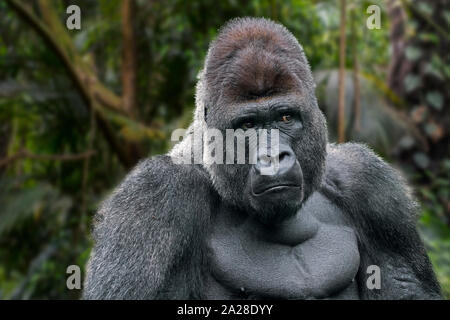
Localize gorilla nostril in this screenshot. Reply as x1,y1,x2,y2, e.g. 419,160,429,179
259,154,271,167
279,151,291,162
256,150,295,173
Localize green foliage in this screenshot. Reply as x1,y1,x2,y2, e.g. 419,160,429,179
420,211,450,299
314,69,418,156
417,159,450,298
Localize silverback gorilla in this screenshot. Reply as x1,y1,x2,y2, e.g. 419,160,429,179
83,18,441,299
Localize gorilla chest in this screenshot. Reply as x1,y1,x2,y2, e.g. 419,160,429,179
205,193,361,299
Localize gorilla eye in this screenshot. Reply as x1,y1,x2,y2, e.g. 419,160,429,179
281,114,292,123
242,122,254,130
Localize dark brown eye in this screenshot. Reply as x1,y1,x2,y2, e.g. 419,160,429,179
242,122,254,130
281,114,292,123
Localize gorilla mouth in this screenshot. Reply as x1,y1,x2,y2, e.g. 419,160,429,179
252,183,301,196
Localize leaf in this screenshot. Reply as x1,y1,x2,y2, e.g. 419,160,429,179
413,152,430,169
419,33,439,44
424,63,444,80
410,105,428,123
0,178,72,237
420,187,436,202
444,65,450,79
0,183,51,236
442,159,450,172
424,122,444,142
443,10,450,25
426,91,444,110
405,46,422,61
404,75,421,92
398,135,415,150
417,2,433,16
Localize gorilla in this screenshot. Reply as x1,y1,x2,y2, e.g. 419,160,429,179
83,18,441,299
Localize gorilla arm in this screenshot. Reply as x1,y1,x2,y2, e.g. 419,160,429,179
83,155,213,299
321,143,441,299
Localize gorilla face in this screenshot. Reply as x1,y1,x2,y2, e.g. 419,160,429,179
201,18,328,225
242,99,306,224
206,93,327,225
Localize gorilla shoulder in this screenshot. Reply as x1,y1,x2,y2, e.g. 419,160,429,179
84,155,214,299
321,143,441,299
322,142,419,237
323,142,415,214
95,155,214,225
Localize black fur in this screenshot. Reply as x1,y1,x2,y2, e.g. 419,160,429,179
83,18,441,300
322,143,441,298
84,156,214,299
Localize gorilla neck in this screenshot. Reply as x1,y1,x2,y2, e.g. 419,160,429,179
263,207,320,245
221,201,319,245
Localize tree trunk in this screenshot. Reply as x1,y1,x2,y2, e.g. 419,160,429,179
121,0,137,118
337,0,347,143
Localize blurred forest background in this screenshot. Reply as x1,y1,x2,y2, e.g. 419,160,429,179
0,0,449,299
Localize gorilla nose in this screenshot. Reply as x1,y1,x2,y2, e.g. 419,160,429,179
251,148,302,196
254,149,295,176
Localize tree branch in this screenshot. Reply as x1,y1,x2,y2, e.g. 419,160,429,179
121,0,138,118
6,0,90,107
36,0,124,113
0,149,96,168
5,0,144,168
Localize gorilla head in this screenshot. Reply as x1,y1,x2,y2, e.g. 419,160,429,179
176,18,328,225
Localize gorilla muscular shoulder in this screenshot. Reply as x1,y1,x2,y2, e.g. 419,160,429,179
83,18,441,300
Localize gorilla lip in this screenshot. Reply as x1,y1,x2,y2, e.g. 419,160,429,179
252,184,301,196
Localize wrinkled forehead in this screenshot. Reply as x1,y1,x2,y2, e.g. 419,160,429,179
203,29,311,106
219,49,306,104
